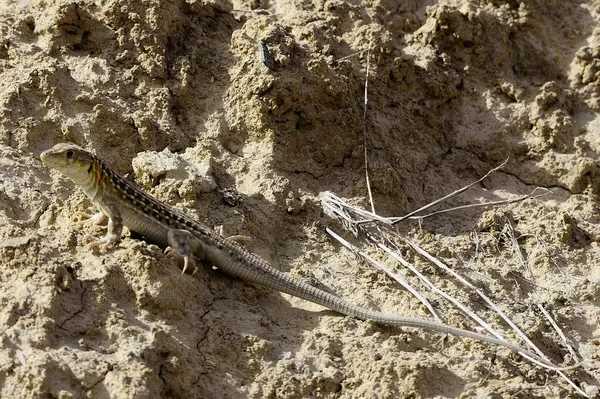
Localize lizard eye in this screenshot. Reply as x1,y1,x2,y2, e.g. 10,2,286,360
66,150,74,158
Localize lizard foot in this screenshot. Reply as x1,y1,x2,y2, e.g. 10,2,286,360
165,246,184,265
227,234,252,245
75,211,107,226
83,233,119,252
215,225,251,245
165,246,198,275
166,229,200,275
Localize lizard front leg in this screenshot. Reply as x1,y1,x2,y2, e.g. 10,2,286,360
75,211,107,226
82,200,123,251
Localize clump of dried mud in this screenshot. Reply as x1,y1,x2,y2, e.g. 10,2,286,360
0,0,598,398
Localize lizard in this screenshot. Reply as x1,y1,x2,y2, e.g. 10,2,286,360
40,142,576,371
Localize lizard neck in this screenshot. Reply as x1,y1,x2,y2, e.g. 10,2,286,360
77,159,103,201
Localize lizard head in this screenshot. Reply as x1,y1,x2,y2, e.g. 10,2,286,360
41,142,97,184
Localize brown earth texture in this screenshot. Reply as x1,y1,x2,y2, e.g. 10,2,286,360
0,0,599,398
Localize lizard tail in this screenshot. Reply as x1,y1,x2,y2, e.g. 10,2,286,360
208,243,577,372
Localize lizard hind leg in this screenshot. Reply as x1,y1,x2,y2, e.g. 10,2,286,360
167,229,202,275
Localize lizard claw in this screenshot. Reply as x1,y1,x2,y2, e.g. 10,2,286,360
165,246,183,262
83,233,119,252
165,246,198,275
166,229,201,275
182,255,198,275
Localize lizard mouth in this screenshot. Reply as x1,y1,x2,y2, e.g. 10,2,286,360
39,150,54,165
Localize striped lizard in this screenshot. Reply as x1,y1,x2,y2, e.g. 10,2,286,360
40,142,574,370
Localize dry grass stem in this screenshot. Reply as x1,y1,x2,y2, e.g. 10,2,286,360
536,301,580,362
326,227,442,322
411,188,552,220
376,240,502,338
362,45,375,215
389,160,508,224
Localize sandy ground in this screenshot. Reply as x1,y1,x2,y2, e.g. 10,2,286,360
0,0,599,397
